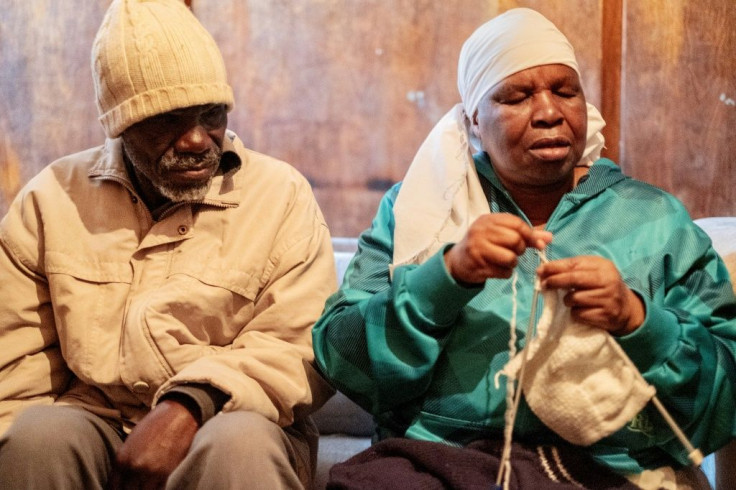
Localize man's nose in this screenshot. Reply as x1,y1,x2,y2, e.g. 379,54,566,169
174,125,210,154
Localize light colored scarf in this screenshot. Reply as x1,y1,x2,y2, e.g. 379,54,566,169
391,8,606,271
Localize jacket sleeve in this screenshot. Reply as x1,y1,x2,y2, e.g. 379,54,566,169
153,176,337,427
312,185,481,425
615,208,736,462
0,184,71,435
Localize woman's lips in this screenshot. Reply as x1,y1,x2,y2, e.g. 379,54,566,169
530,146,571,161
530,137,571,161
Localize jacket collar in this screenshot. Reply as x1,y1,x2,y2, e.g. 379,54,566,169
473,152,627,207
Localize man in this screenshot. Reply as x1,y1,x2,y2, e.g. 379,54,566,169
312,8,736,489
0,0,335,488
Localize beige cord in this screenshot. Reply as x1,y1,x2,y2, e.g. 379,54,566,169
496,252,548,488
495,249,702,490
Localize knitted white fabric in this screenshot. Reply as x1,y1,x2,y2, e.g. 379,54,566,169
391,8,606,271
500,287,656,446
91,0,234,138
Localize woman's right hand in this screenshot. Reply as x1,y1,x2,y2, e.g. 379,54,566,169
443,213,552,285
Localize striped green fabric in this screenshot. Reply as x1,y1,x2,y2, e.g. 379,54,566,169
313,155,736,475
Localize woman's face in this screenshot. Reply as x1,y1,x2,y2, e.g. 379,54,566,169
472,64,588,193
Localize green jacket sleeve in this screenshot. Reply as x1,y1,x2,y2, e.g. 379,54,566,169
312,186,480,423
613,212,736,462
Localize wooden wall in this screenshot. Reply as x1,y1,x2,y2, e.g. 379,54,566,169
619,0,736,218
0,0,734,238
196,0,603,236
0,1,109,217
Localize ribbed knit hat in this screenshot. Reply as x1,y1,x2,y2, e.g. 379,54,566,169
91,0,234,138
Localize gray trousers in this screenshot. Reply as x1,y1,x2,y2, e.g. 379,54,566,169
0,404,315,490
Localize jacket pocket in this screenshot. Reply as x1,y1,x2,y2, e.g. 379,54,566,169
44,251,132,384
121,258,260,395
170,260,259,300
404,410,491,444
45,251,133,283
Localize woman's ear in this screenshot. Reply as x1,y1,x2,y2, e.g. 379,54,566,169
469,110,481,141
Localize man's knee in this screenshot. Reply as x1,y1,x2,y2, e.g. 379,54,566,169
2,405,91,454
194,411,287,459
169,411,310,489
0,404,122,487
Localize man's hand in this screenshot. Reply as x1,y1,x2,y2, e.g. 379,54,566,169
537,255,645,335
106,400,200,490
444,213,553,285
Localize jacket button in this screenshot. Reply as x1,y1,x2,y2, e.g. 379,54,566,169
132,381,150,394
178,225,188,235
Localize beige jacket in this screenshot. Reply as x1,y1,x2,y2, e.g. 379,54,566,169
0,132,336,435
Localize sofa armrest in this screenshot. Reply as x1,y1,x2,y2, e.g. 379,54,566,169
694,218,736,490
317,237,376,438
312,391,375,437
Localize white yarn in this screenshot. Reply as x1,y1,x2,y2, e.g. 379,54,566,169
496,270,521,489
495,249,702,487
499,249,656,447
495,252,548,489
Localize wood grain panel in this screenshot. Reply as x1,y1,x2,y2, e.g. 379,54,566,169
620,0,736,219
0,0,108,213
0,1,602,237
601,0,623,163
195,0,603,236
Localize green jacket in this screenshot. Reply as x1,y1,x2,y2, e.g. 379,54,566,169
313,155,736,474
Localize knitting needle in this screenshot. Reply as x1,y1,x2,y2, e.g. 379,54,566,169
603,327,704,467
650,396,704,466
535,248,702,466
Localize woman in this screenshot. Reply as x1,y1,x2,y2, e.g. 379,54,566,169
313,8,736,489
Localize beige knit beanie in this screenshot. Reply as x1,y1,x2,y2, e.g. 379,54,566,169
91,0,234,138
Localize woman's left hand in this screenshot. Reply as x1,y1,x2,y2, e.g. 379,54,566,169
537,255,645,335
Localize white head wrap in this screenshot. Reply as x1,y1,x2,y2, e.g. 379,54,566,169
459,8,581,128
391,8,606,270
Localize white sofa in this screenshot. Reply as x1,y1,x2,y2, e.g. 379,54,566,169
313,220,736,489
691,218,736,490
312,237,373,489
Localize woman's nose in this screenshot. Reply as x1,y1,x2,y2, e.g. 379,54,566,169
531,92,564,127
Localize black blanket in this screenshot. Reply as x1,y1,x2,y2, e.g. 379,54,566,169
327,438,640,490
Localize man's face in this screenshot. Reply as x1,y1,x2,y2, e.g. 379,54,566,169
121,104,228,202
472,64,587,192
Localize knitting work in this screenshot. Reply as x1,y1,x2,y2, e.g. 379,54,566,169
499,287,656,447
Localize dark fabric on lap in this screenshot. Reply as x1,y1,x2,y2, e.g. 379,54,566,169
327,438,639,490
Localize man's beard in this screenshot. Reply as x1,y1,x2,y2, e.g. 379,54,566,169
127,145,223,203
156,149,222,201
